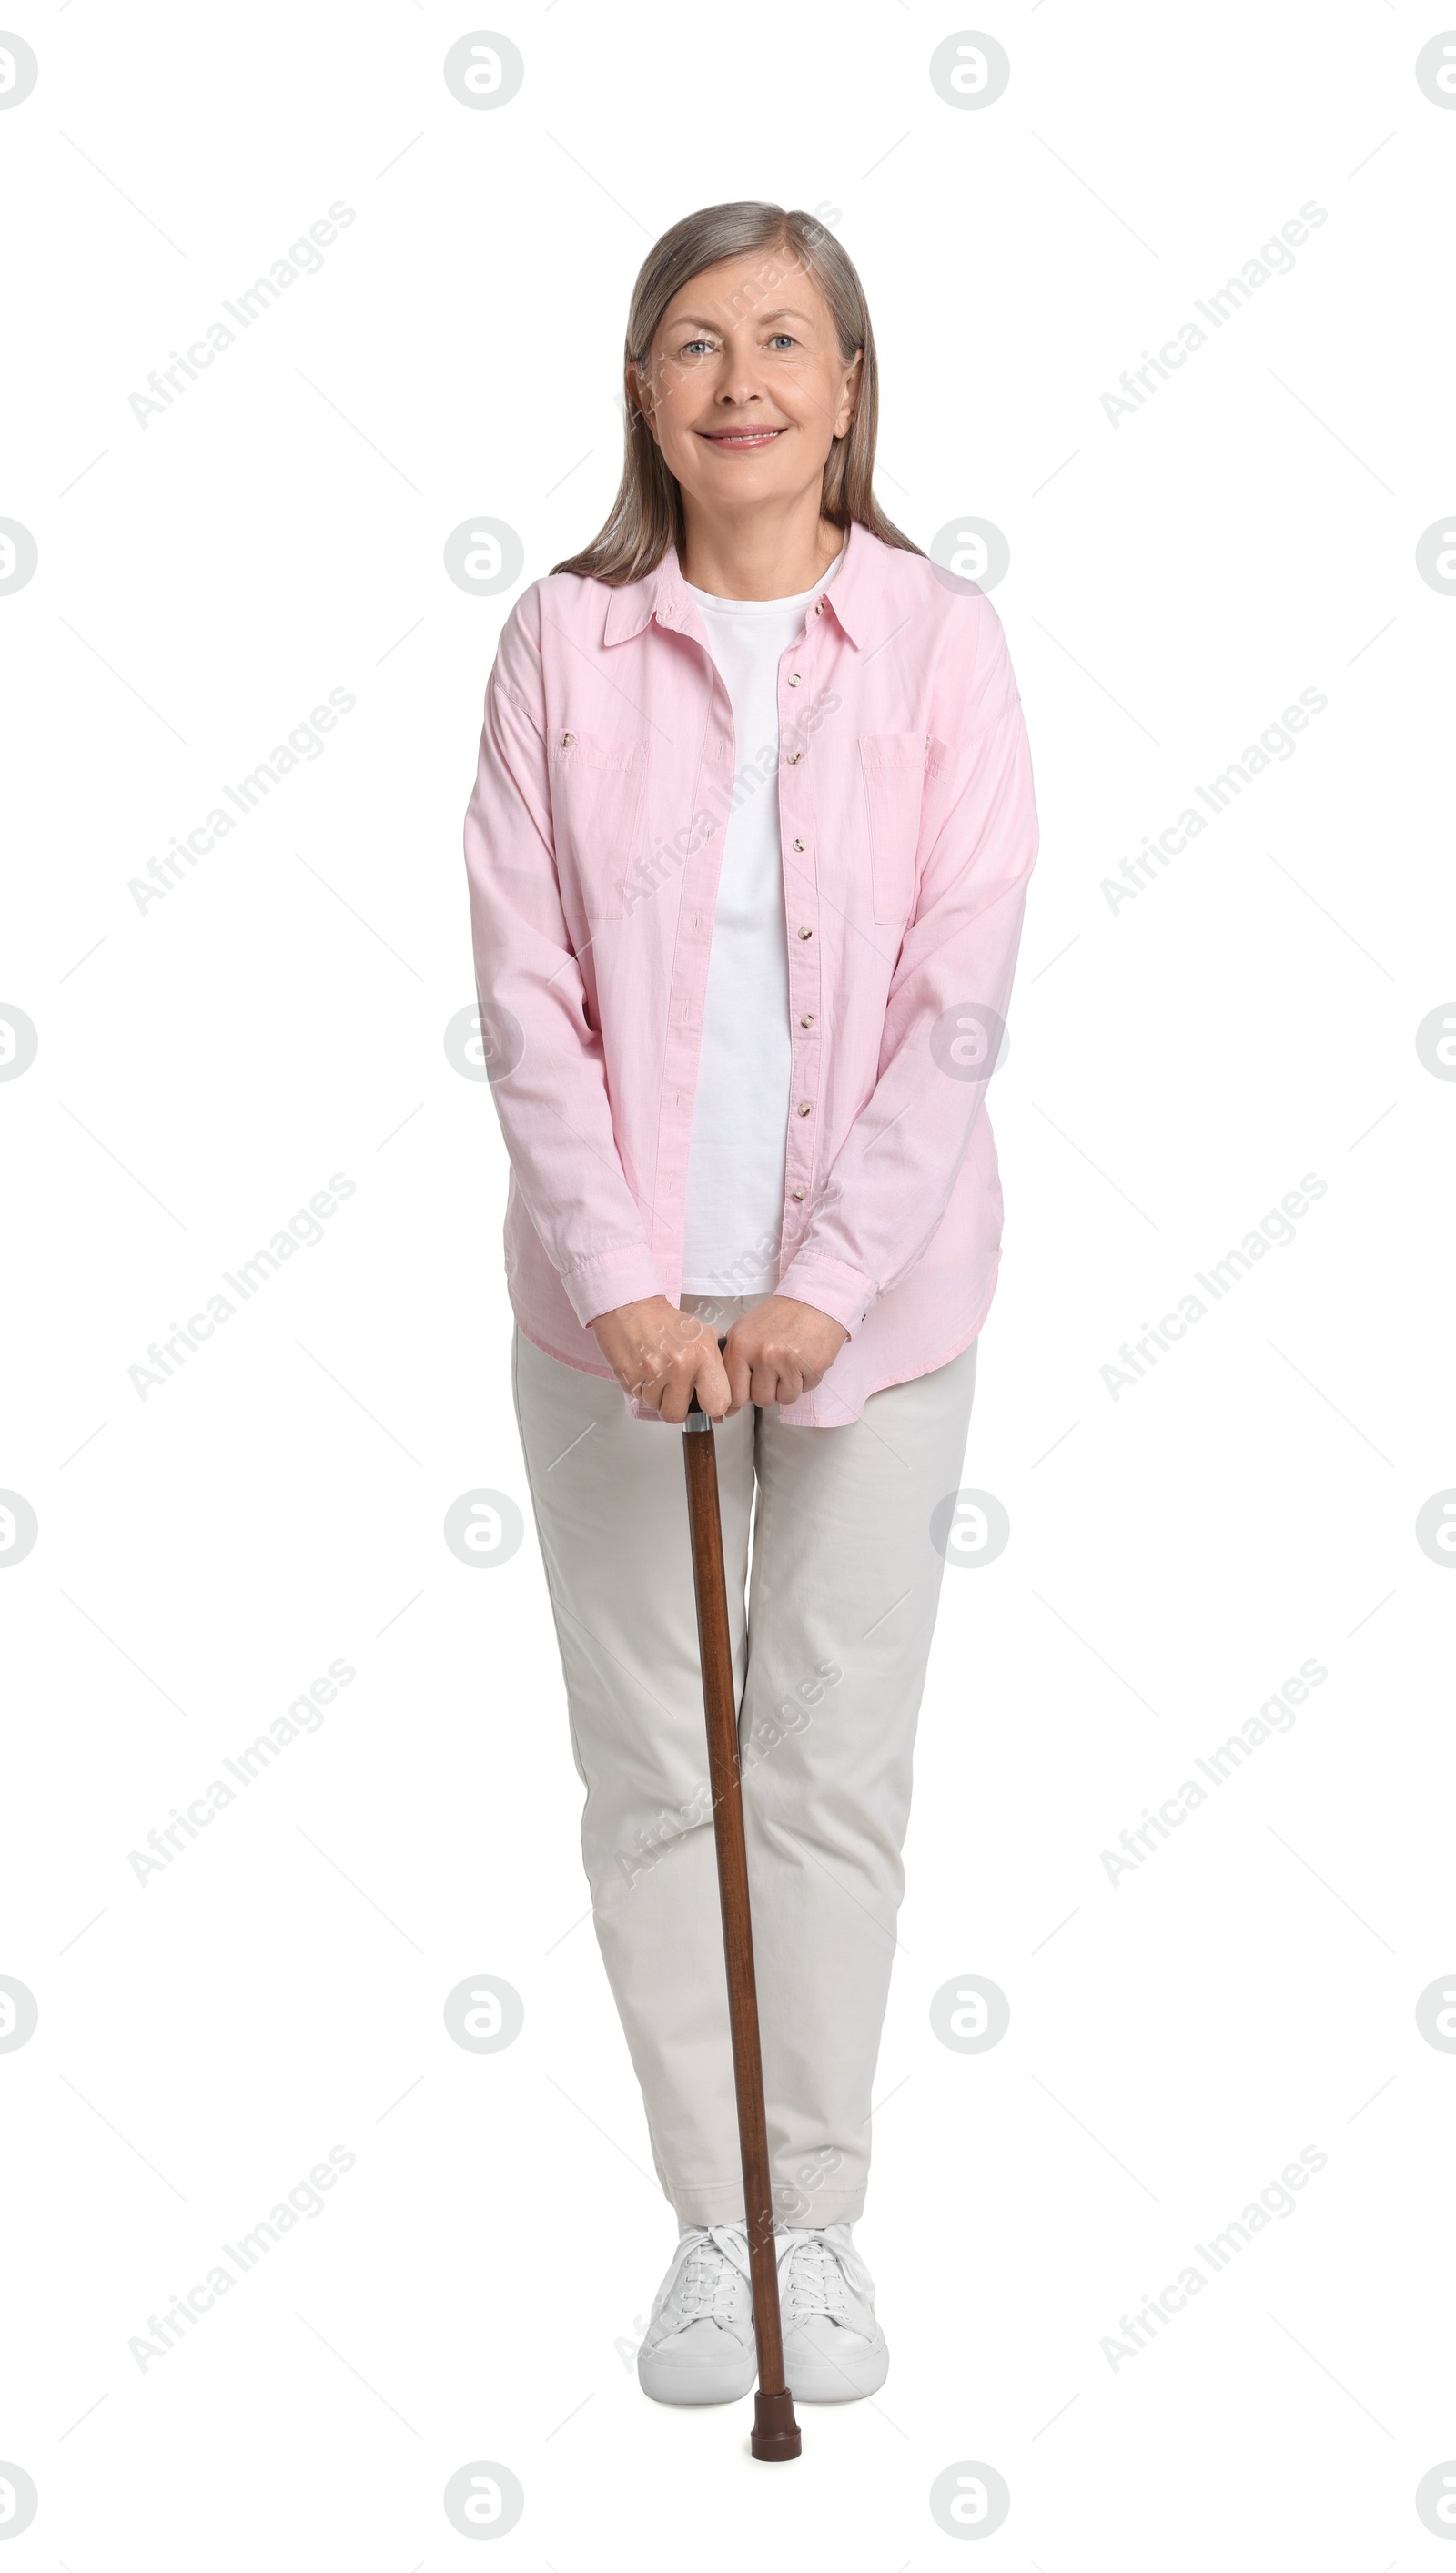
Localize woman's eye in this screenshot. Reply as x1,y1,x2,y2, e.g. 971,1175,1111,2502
680,339,715,358
768,334,797,349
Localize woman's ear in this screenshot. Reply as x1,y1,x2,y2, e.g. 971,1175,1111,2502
626,360,658,445
834,349,864,440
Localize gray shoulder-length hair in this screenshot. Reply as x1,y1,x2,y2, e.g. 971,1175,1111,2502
551,200,923,585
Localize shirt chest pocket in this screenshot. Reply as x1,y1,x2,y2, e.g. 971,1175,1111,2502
858,732,928,923
547,730,650,922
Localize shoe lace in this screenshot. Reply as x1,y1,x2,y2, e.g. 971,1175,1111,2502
673,2225,750,2321
775,2227,856,2326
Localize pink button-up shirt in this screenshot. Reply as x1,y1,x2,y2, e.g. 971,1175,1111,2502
462,518,1038,1425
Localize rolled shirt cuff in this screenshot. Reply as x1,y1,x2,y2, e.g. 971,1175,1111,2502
561,1243,666,1330
774,1251,877,1341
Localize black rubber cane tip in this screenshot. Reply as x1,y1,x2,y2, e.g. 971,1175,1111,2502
750,2387,802,2460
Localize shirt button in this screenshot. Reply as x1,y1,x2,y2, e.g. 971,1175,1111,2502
559,731,575,746
786,750,803,765
797,1100,812,1117
791,1187,806,1201
787,674,802,687
797,927,813,939
800,1014,814,1028
792,836,805,852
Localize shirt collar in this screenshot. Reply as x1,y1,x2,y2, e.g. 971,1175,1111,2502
601,516,877,650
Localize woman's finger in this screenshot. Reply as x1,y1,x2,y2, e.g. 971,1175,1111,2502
722,1337,754,1414
658,1375,693,1424
693,1342,732,1422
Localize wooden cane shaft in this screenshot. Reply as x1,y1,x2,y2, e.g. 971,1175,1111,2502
682,1425,788,2400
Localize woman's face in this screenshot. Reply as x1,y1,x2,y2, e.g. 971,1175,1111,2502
629,248,861,522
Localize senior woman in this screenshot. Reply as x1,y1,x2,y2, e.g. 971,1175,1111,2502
462,198,1038,2407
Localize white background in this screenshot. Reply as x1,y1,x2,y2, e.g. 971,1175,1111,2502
5,1,1455,2564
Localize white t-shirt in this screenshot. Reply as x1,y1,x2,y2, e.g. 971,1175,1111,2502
679,544,845,1294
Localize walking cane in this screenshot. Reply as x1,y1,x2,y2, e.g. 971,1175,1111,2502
682,1344,802,2463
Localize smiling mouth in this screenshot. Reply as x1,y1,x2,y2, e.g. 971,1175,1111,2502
699,426,787,448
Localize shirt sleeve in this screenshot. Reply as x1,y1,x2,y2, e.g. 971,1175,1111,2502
461,585,665,1327
776,595,1038,1337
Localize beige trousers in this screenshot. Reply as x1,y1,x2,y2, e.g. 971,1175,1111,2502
511,1299,977,2225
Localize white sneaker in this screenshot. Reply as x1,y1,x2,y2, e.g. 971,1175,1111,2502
776,2224,889,2401
636,2224,757,2404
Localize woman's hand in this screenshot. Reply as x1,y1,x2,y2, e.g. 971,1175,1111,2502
590,1297,732,1425
723,1296,847,1413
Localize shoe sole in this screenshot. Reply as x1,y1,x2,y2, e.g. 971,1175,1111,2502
637,2351,758,2406
784,2334,890,2402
